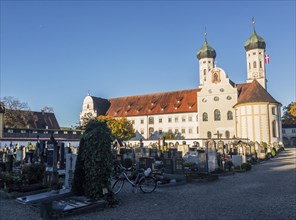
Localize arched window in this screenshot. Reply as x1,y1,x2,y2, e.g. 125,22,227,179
225,130,230,139
253,61,257,68
149,127,154,137
249,63,251,69
260,61,262,68
203,112,208,121
227,111,233,120
214,109,221,121
148,117,154,124
203,69,207,81
207,131,212,139
87,104,89,109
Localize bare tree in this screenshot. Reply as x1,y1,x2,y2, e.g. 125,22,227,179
2,96,37,128
41,106,54,113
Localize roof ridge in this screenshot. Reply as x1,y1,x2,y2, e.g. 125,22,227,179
108,88,199,100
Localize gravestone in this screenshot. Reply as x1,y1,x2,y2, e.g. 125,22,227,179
258,145,266,159
139,157,154,170
16,149,23,162
168,148,177,158
198,152,207,173
45,135,59,188
206,139,218,172
232,155,243,167
177,144,189,157
163,158,173,174
149,148,158,159
64,153,77,189
163,151,169,159
217,141,224,154
174,158,184,174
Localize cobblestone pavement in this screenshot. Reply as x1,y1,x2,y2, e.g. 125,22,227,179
1,147,295,220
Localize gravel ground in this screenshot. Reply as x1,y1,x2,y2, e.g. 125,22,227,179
1,147,295,220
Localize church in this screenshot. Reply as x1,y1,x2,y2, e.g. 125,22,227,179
80,24,282,145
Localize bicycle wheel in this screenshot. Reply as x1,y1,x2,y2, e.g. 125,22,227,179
112,178,124,194
139,176,156,193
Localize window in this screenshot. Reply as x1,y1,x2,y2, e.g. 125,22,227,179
44,131,48,134
159,118,162,123
196,115,198,122
181,129,186,134
140,130,144,135
87,104,89,109
214,96,219,101
168,129,172,133
203,112,208,121
175,117,179,123
214,109,221,121
188,116,193,122
131,120,135,124
282,130,286,134
225,130,230,139
168,117,172,123
260,61,262,68
64,131,68,134
149,127,154,137
227,111,233,120
140,119,144,124
182,116,186,122
8,129,14,133
32,131,38,134
196,127,199,134
175,129,179,134
207,131,212,139
73,131,77,134
272,107,276,115
21,130,26,133
249,63,251,69
292,129,296,133
149,117,154,124
272,120,277,137
54,131,59,134
253,61,257,68
189,128,193,134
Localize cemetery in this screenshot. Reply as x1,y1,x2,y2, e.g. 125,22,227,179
0,133,285,219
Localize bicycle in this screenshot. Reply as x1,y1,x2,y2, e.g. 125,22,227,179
112,164,157,194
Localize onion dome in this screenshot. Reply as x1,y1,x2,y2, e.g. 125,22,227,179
197,40,216,60
244,19,266,51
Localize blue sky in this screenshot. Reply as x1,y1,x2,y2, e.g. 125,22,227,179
1,1,295,127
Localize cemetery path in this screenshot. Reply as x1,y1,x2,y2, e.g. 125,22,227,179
1,148,295,220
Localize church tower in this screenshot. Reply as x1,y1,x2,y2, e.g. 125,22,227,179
197,32,216,87
244,19,267,89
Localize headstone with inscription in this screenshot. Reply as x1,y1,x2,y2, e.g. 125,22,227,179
174,158,184,174
64,153,77,189
163,158,173,174
206,139,218,172
198,152,207,173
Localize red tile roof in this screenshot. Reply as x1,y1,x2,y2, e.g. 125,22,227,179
236,80,280,105
106,89,199,117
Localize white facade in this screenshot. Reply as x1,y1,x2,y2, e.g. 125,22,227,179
198,67,237,140
246,48,266,89
80,27,282,145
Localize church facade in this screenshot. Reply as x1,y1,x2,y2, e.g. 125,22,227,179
80,25,282,145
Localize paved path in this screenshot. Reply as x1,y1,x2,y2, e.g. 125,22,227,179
1,148,295,220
